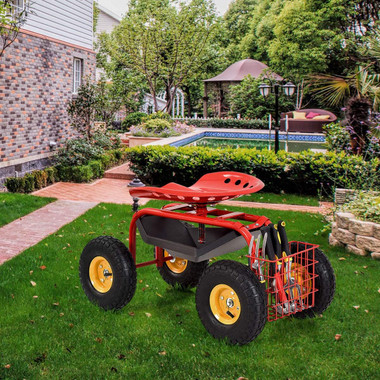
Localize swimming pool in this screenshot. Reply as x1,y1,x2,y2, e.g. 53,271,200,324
166,130,326,153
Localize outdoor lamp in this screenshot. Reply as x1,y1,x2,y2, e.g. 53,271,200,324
283,82,296,97
259,83,271,97
259,81,295,154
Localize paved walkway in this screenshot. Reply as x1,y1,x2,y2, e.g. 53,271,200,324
221,200,333,215
0,200,96,265
32,163,148,205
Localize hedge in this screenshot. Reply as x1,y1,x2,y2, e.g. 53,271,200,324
125,146,380,197
5,149,126,193
5,167,58,194
176,118,267,129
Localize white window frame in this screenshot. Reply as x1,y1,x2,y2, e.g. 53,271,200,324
12,0,26,15
73,58,83,94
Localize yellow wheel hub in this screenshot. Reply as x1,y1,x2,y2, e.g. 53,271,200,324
164,250,188,274
89,256,113,293
209,284,241,325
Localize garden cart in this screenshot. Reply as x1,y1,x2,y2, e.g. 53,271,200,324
79,171,335,345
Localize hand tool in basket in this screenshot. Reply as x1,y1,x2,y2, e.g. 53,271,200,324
261,225,288,310
277,221,304,312
250,234,265,284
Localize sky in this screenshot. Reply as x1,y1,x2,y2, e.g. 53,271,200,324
97,0,233,18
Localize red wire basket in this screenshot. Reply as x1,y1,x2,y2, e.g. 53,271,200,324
249,242,319,322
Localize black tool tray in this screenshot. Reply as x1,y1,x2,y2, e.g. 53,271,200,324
136,215,259,262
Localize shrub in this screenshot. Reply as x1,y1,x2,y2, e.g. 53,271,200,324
99,152,113,169
55,133,120,167
122,112,147,130
32,170,48,190
89,160,104,178
71,165,93,183
92,132,121,150
172,121,195,135
142,111,172,122
55,138,104,167
55,165,73,182
341,191,380,223
23,173,35,193
323,123,351,154
175,118,267,129
5,149,124,193
4,177,25,193
45,167,57,184
125,146,380,197
130,119,176,137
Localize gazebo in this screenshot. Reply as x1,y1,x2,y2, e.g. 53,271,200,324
203,59,283,118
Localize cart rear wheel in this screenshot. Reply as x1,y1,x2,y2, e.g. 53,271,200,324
196,260,266,345
157,249,208,289
293,246,335,318
80,236,137,310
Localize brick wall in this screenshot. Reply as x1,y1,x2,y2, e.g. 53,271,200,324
0,30,96,184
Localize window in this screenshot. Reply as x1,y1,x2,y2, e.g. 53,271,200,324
12,0,26,15
73,58,83,94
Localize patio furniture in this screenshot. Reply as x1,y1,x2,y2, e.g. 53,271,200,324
280,109,337,133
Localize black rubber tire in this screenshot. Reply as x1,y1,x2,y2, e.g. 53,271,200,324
293,246,335,318
195,260,267,345
158,250,208,289
79,236,137,310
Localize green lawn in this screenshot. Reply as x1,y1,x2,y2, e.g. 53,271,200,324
238,192,320,206
0,201,378,379
0,193,55,228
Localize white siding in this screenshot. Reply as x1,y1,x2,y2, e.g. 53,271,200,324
97,10,120,35
23,0,93,49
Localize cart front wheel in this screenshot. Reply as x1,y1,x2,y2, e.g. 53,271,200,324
157,248,208,289
196,260,266,345
80,236,137,310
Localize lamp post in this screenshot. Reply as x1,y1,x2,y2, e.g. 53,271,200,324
259,81,296,153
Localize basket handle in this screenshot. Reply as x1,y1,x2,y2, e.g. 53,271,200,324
277,221,291,257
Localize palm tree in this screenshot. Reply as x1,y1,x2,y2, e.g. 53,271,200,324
310,28,380,155
311,65,380,155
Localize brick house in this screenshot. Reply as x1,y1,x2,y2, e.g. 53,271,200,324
0,0,96,185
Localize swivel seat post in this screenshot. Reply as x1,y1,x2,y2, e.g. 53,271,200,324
196,204,208,244
132,197,140,213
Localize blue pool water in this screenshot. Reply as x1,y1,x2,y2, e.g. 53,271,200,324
169,131,326,153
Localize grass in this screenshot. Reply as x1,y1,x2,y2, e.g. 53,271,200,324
0,193,55,228
0,200,378,379
238,192,320,206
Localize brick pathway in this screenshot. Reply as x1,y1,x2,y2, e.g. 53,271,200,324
32,178,149,205
0,200,96,265
32,163,148,205
221,200,333,215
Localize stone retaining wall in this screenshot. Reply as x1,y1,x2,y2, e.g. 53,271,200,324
329,212,380,260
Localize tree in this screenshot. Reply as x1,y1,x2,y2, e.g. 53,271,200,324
311,26,380,155
67,78,99,140
0,0,30,59
108,0,219,113
228,75,294,119
97,32,150,114
220,0,258,62
238,0,379,81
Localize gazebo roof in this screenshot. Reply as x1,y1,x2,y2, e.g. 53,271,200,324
204,59,283,82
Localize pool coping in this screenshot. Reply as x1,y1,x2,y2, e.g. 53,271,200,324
144,128,326,148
